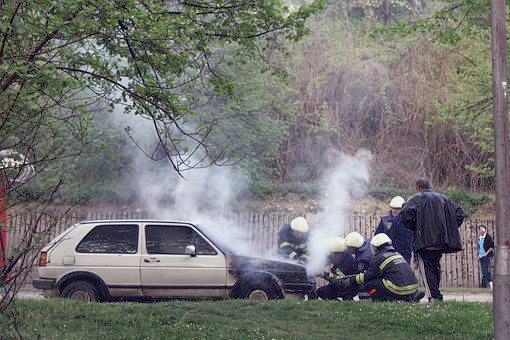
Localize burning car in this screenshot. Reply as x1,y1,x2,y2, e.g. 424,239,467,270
32,220,316,301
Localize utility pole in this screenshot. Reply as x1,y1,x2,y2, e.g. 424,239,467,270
490,0,510,338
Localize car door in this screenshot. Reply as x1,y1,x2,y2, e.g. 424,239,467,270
140,223,228,299
73,223,143,297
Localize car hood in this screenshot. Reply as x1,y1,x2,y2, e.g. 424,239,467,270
227,254,315,285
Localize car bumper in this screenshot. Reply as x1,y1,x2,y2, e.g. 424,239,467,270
283,281,316,297
32,277,56,290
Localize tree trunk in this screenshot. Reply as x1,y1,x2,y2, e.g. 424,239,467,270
490,0,510,338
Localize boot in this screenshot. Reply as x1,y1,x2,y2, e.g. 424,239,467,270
412,290,425,302
489,282,493,291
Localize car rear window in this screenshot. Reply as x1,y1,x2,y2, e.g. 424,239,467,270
76,224,139,254
145,225,217,255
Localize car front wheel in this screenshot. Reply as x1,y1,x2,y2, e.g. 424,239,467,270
241,280,282,300
61,281,99,302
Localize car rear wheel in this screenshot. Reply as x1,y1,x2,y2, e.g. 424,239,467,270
61,281,99,302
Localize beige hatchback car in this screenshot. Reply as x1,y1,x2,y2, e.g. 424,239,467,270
33,220,315,301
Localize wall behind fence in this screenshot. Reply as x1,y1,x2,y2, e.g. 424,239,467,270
6,209,494,288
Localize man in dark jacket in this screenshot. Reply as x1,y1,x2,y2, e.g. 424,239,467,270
477,226,494,290
317,237,357,300
339,233,424,302
277,216,309,264
399,177,465,302
375,195,414,264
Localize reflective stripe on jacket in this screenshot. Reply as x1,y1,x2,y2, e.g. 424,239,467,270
356,245,418,296
277,224,308,261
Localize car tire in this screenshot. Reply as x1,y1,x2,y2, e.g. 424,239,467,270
61,281,100,302
241,280,282,301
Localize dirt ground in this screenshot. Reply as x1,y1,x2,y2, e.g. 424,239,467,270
238,194,495,219
19,192,494,220
237,194,388,215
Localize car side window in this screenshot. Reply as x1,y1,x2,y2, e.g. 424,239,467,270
145,225,217,255
76,225,139,254
194,233,217,255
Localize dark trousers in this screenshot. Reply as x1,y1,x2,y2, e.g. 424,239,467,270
417,249,443,300
317,283,357,300
479,256,492,288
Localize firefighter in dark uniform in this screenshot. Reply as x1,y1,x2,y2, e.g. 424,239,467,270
277,216,309,264
344,231,372,300
374,195,414,264
339,233,425,302
317,237,357,300
344,231,372,273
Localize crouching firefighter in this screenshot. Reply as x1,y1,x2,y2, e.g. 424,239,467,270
317,237,357,300
277,216,309,264
338,233,425,302
344,231,372,300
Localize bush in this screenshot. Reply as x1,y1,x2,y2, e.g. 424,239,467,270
443,188,492,217
367,186,415,201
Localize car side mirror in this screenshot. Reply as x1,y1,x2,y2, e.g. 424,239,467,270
185,245,196,257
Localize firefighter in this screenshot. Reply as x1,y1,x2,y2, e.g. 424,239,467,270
344,231,372,300
277,216,309,264
317,236,357,300
339,233,425,302
374,196,414,264
344,231,372,273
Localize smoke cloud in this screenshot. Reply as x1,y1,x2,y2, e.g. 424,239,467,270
109,107,372,270
107,108,253,255
306,149,372,276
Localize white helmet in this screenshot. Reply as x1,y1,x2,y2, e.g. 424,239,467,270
330,237,347,253
389,196,405,209
371,233,392,247
290,217,309,233
344,232,365,248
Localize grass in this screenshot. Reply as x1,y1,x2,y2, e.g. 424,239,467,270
1,298,492,339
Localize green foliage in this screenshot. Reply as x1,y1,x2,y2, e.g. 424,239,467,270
368,186,492,217
1,298,493,339
278,181,320,199
2,0,500,203
199,52,291,198
0,0,324,173
368,186,415,201
443,188,492,217
243,180,319,200
0,0,325,204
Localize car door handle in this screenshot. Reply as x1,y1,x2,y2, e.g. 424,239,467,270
144,258,160,263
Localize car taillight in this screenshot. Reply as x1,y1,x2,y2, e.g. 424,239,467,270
38,251,47,267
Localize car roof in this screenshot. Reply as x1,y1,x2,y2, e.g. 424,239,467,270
78,219,195,225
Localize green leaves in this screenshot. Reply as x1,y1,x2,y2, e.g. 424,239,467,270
1,0,321,178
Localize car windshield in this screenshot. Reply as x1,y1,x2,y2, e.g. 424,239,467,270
195,224,236,254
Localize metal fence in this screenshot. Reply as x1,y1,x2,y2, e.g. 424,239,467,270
5,209,495,288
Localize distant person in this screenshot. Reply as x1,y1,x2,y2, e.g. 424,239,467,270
344,231,372,300
375,195,414,264
317,236,357,300
338,233,425,302
477,226,494,290
399,177,465,302
277,216,309,264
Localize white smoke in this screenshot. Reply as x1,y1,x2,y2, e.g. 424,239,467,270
107,108,253,255
306,149,372,276
107,104,372,264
